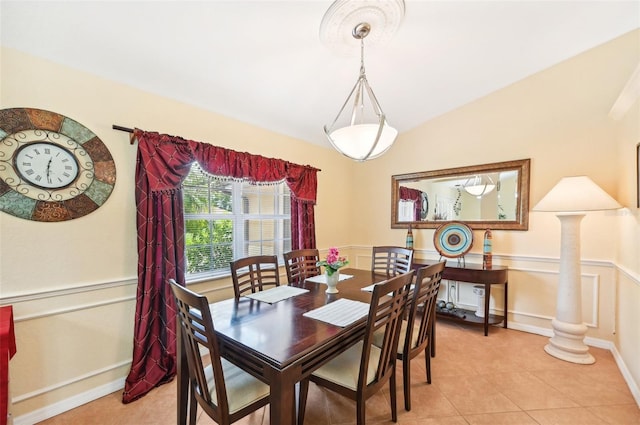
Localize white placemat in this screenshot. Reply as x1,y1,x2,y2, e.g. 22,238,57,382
243,286,309,304
303,298,370,327
305,274,354,284
360,283,380,293
361,282,414,294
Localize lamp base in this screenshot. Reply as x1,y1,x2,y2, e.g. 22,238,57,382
544,318,595,364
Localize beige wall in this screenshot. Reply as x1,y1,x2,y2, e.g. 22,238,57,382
1,29,639,422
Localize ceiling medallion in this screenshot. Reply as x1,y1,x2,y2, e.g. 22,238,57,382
319,0,406,56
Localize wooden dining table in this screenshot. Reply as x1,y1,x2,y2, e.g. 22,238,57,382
176,267,389,425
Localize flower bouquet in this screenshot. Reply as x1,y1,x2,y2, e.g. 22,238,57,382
316,247,349,276
316,247,349,294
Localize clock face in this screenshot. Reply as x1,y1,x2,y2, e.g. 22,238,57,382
15,142,80,189
0,108,116,222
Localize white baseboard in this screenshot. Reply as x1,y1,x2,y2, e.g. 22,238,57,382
610,345,640,407
13,378,125,425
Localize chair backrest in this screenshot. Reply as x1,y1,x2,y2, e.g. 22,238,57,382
283,249,320,285
371,246,414,277
168,279,231,418
403,262,445,357
359,271,414,392
230,255,280,299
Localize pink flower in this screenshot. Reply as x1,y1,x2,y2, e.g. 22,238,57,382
316,247,349,276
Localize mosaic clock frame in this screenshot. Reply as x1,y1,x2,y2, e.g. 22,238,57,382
0,108,116,222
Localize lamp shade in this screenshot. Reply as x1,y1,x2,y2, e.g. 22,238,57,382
463,175,496,197
533,176,621,212
328,122,398,161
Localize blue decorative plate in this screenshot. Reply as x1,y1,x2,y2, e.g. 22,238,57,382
433,221,474,258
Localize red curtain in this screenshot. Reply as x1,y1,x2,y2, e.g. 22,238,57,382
122,130,318,403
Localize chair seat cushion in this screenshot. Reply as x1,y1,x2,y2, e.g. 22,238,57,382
372,320,419,354
205,358,269,414
311,341,381,390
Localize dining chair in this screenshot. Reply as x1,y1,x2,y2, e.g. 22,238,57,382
283,249,321,285
168,279,270,425
374,261,445,411
297,271,414,425
371,246,414,277
229,255,280,299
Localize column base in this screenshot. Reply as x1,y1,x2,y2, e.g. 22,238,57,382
544,318,595,364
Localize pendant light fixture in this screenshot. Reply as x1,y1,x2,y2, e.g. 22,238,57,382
324,22,397,161
320,0,405,162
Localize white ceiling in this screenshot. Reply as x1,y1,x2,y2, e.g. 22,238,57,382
1,1,639,148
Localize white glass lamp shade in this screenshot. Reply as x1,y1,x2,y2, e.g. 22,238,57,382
464,183,496,197
534,176,621,212
463,175,496,198
327,122,398,161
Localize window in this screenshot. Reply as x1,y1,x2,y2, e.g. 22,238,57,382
182,163,291,280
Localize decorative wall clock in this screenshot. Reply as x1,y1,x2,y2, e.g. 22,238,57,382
0,108,116,222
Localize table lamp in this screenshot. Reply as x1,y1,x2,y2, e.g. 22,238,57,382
533,176,621,364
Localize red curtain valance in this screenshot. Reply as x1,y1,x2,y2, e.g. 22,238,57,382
135,130,318,203
399,186,422,221
399,186,421,201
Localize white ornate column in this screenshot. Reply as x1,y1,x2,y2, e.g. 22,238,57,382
544,213,594,364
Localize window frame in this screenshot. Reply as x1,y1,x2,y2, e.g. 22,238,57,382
182,165,291,282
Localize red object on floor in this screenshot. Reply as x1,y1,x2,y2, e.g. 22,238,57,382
0,306,16,425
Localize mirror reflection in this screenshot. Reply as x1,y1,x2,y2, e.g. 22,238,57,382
392,159,530,230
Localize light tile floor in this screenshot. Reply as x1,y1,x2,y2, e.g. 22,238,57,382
37,321,640,424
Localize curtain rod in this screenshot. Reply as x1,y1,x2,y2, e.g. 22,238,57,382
112,124,134,133
112,125,136,144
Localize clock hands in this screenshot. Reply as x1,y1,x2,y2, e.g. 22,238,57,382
46,157,53,184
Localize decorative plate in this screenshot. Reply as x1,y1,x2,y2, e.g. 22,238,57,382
0,108,116,222
433,221,474,258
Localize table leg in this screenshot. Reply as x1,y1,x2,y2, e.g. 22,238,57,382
268,368,296,425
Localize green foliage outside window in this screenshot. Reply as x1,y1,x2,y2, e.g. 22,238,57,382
183,167,235,275
182,163,291,278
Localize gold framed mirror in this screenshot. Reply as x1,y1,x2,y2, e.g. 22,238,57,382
391,159,530,230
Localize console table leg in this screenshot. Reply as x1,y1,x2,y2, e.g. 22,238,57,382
483,283,491,336
503,281,508,329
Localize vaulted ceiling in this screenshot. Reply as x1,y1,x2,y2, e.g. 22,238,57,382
2,1,638,148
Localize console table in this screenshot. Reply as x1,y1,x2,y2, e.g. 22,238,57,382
413,262,508,336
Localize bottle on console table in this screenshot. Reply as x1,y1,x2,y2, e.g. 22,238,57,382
406,225,414,249
483,229,492,269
